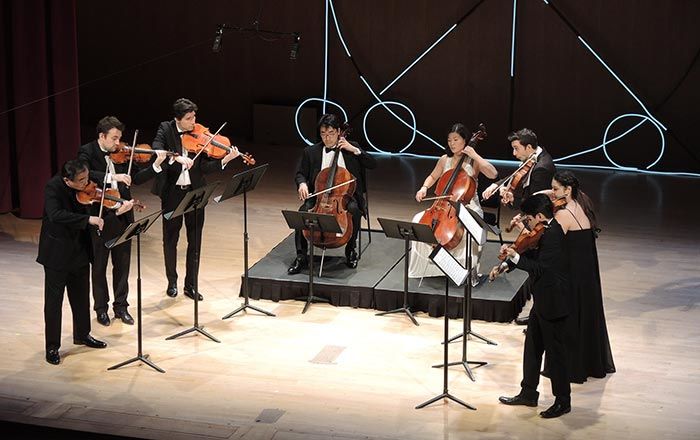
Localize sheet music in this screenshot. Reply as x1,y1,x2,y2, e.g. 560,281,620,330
458,204,487,245
430,246,469,286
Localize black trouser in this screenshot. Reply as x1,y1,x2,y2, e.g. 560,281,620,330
44,265,91,352
90,227,131,314
520,308,571,404
162,187,205,290
294,198,362,257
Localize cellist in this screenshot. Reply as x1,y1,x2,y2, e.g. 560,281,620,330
288,114,377,274
409,123,497,283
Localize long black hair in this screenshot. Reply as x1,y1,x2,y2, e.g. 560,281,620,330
553,170,598,230
446,123,470,158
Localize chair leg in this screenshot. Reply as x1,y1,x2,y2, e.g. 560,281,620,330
319,247,326,277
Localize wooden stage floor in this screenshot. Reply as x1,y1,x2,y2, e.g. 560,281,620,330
0,145,699,439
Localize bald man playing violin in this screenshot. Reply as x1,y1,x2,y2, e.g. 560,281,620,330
137,98,240,301
78,116,166,327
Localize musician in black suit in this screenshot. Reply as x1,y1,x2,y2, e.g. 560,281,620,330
482,128,556,209
37,160,119,365
78,116,154,327
136,98,240,300
288,114,377,274
496,194,572,418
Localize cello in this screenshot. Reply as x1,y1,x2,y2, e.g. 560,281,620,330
302,123,357,249
418,124,487,250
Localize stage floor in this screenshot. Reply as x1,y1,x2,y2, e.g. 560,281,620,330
1,145,699,439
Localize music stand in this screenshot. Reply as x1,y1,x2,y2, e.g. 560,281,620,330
375,218,437,326
415,245,475,410
215,164,275,319
282,210,341,314
165,182,221,343
106,210,164,373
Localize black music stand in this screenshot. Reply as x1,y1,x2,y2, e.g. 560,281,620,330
375,218,437,326
165,182,221,343
282,210,341,314
415,245,475,410
106,210,165,373
216,164,275,319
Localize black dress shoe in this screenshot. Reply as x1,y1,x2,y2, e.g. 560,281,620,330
540,402,571,418
166,286,178,297
73,334,107,349
498,394,538,407
45,349,60,365
96,312,110,327
114,310,134,325
515,316,529,325
184,288,204,301
345,249,358,269
287,256,307,275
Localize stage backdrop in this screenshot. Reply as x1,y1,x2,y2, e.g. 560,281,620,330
1,1,699,217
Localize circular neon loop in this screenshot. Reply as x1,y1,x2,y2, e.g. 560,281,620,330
295,98,349,146
362,101,417,154
602,113,665,170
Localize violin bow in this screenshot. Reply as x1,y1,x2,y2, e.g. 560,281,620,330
96,171,109,236
126,129,138,187
191,121,227,161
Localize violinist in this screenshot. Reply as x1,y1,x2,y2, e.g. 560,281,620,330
288,114,377,274
482,128,555,209
496,194,572,419
37,159,109,365
409,123,497,283
142,98,240,300
78,116,161,327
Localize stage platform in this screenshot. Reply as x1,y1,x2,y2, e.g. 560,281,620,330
245,231,528,322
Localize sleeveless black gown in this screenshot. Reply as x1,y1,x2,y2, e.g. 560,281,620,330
564,228,616,383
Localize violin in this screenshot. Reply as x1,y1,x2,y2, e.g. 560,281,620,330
418,123,487,250
302,122,356,249
109,142,177,164
182,123,255,165
489,221,546,281
76,181,145,211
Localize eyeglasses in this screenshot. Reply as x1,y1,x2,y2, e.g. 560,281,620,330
320,131,338,138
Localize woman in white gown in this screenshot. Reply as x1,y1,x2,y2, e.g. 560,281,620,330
409,123,497,281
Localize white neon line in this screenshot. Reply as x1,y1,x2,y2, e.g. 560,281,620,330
578,36,667,131
554,117,646,162
510,0,517,77
329,0,351,57
379,24,458,95
323,0,329,114
361,76,444,149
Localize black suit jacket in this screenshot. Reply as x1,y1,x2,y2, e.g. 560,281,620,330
508,219,570,320
294,141,377,212
138,120,226,207
514,148,556,208
36,175,92,271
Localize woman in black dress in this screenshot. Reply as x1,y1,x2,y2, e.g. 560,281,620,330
551,170,616,383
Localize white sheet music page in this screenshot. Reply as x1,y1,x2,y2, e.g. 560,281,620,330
430,246,469,286
458,204,487,245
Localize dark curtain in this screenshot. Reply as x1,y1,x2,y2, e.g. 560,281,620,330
0,0,80,218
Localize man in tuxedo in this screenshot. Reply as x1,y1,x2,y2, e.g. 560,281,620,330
482,128,556,325
138,98,240,300
287,113,377,274
496,194,572,418
37,159,127,365
482,128,555,209
78,116,161,326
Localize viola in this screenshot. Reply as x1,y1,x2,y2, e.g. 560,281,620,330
418,123,487,250
302,122,356,249
109,142,177,164
76,181,145,211
182,123,255,165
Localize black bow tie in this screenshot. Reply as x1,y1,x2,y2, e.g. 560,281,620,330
325,147,337,154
